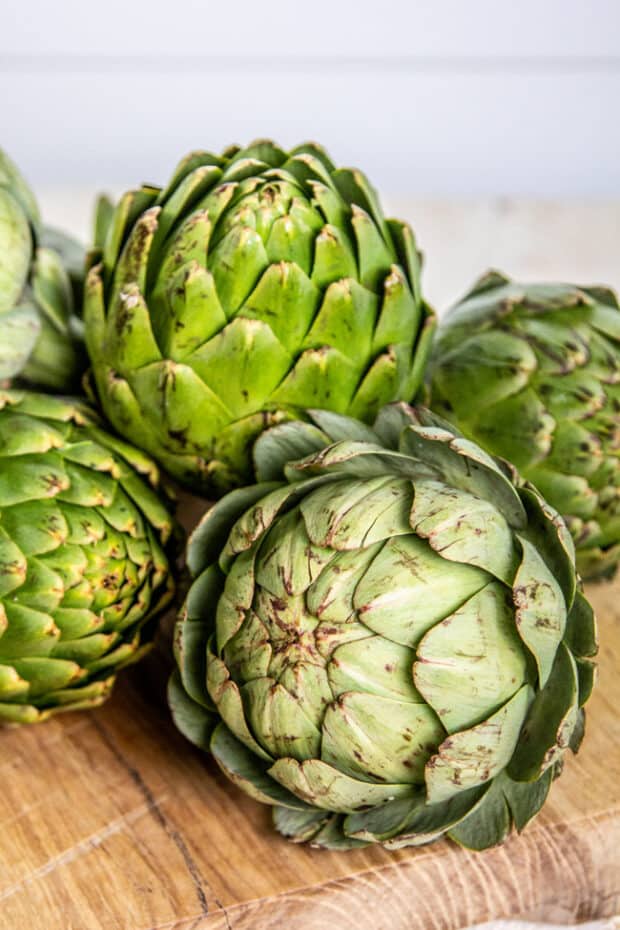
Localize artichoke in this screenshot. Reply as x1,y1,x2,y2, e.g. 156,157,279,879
428,271,620,580
85,140,435,496
169,403,596,850
0,389,176,724
0,148,86,391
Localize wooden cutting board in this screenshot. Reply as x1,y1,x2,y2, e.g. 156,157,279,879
1,515,619,930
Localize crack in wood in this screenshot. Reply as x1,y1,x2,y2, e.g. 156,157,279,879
90,716,211,919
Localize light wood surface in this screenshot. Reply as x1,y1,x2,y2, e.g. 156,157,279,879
1,518,619,930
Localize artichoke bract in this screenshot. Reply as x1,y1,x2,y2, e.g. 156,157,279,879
169,404,596,851
85,140,435,496
0,390,176,724
0,148,86,391
428,271,620,580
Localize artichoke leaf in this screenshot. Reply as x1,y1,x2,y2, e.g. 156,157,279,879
312,814,371,849
256,507,333,597
175,570,222,706
264,208,317,275
206,642,272,762
102,187,159,279
242,261,321,355
410,479,519,584
472,388,555,473
563,588,597,660
425,683,533,804
0,527,27,597
372,265,422,353
513,535,567,688
149,164,221,272
306,543,383,624
354,534,489,648
303,277,377,364
271,345,360,414
273,802,336,848
503,766,553,831
400,426,528,529
300,475,412,550
14,655,83,697
211,722,313,808
432,331,537,418
221,483,308,566
347,348,408,423
415,582,528,733
209,224,270,317
321,691,444,784
333,168,391,251
327,635,420,703
447,775,511,850
518,486,576,609
0,187,31,315
111,206,160,301
269,755,415,813
309,408,381,444
311,223,358,290
385,220,423,304
31,246,73,330
165,262,227,359
508,643,579,782
254,422,332,482
187,316,292,418
242,677,321,762
347,782,488,847
0,304,41,381
350,205,395,292
0,662,30,699
168,669,217,751
187,482,279,576
0,499,68,556
223,610,272,683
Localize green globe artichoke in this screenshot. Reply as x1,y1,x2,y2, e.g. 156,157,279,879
0,148,86,391
0,389,176,724
169,403,596,850
428,271,620,580
84,140,435,496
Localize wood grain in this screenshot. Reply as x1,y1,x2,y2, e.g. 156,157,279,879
1,526,619,930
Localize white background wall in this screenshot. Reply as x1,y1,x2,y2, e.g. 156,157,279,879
2,0,620,196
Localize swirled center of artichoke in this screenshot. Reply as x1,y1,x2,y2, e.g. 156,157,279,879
217,476,529,785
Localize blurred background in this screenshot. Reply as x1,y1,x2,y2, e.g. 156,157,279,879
2,0,619,306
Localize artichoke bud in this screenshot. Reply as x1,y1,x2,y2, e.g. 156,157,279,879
0,389,177,725
85,140,436,495
429,272,620,579
0,148,87,392
169,403,596,850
